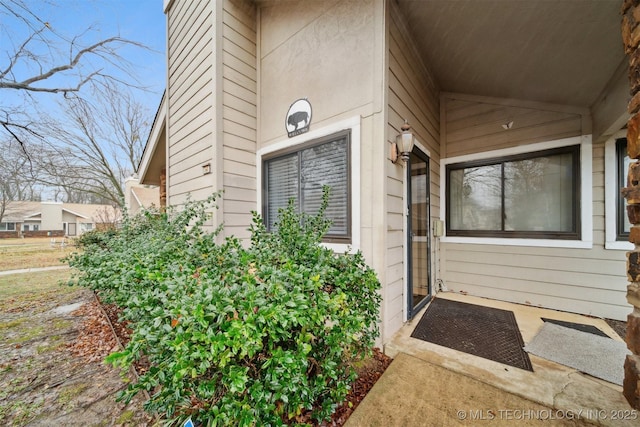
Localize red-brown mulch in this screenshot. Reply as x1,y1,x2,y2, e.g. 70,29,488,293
321,348,392,426
101,301,132,346
67,299,117,362
92,297,393,426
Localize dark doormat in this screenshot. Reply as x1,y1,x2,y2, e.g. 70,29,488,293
411,298,533,371
541,318,609,338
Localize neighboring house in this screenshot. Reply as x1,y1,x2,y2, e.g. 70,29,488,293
0,201,120,238
139,0,630,345
124,176,161,216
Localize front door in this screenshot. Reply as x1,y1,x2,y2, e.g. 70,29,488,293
407,147,431,319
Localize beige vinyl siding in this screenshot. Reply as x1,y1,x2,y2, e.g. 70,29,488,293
441,242,628,320
440,97,628,320
442,94,585,158
385,2,441,336
222,0,257,241
167,0,215,206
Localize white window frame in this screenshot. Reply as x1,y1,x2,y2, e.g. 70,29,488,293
80,222,94,233
0,222,16,232
605,130,633,250
440,135,593,249
257,116,361,253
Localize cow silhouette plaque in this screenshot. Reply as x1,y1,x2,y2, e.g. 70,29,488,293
285,98,312,137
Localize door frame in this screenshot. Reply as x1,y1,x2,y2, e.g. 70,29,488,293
407,146,432,319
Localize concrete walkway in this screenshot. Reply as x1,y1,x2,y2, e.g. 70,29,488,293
0,265,69,276
347,293,637,426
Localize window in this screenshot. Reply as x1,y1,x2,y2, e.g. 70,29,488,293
23,224,29,231
81,223,94,232
263,131,350,242
33,224,39,231
0,222,16,231
446,145,580,239
617,138,631,241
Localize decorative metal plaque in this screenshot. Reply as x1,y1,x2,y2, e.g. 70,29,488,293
285,98,312,138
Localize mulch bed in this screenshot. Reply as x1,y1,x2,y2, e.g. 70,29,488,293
67,299,118,362
323,348,392,426
92,294,393,426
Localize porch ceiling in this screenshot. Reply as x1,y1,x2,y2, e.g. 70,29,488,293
396,0,625,108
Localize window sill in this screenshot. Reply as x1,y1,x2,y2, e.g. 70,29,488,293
605,241,634,250
440,236,593,249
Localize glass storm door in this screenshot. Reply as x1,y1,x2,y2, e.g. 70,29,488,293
408,148,431,319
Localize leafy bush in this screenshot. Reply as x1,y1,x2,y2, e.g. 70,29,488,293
73,227,118,248
66,189,381,426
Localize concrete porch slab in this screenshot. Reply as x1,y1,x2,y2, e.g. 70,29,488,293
346,352,595,426
347,292,636,426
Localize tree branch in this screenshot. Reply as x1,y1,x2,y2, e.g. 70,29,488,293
0,25,46,79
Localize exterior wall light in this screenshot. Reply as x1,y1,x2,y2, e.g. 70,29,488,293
391,120,416,164
202,163,211,175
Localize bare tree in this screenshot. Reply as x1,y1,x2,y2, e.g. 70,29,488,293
93,205,122,231
33,86,150,207
0,139,41,223
0,0,146,149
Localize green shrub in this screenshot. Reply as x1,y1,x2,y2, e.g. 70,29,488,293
73,227,117,249
66,189,381,426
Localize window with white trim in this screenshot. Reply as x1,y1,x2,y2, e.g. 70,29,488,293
81,223,94,232
263,130,351,243
446,145,580,239
0,222,16,231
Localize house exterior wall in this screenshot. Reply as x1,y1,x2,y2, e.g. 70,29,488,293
164,0,257,238
384,1,441,336
40,202,63,231
124,177,143,215
258,0,383,147
439,93,628,321
166,0,217,207
221,0,257,241
159,0,628,347
441,93,589,157
61,211,79,223
61,211,79,236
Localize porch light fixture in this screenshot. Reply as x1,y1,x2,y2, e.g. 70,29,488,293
202,163,211,175
391,120,416,164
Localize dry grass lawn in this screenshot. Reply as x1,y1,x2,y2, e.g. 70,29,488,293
0,268,150,425
0,238,74,272
0,269,75,307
